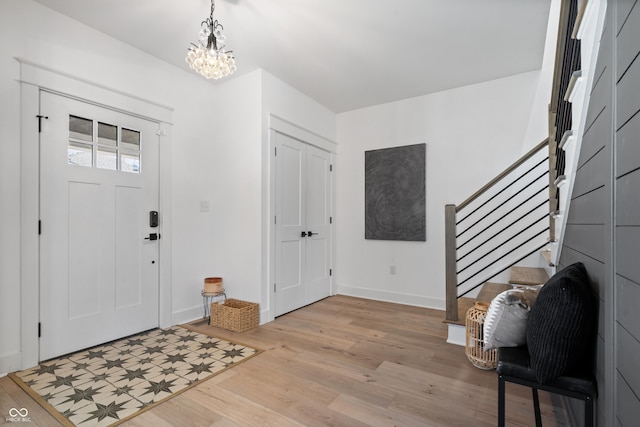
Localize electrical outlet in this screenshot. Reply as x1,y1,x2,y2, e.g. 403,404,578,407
199,200,210,212
390,265,396,275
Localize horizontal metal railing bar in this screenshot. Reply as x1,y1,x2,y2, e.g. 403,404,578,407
457,211,548,263
457,227,550,289
456,139,549,212
456,157,549,225
456,171,549,237
456,190,549,250
457,241,549,298
456,214,548,268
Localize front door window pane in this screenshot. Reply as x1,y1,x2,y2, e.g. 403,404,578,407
67,115,143,173
121,128,140,151
121,152,140,173
69,115,93,142
97,146,117,170
68,142,93,167
98,122,117,147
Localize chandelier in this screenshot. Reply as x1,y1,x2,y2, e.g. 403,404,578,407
185,0,236,80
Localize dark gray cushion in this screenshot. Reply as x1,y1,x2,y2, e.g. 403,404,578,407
526,262,595,384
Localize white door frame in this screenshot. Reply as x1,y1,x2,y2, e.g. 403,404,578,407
18,59,173,369
266,115,337,322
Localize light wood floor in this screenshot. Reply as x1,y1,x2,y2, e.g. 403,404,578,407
1,295,569,426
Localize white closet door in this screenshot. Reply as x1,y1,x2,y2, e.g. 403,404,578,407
305,144,331,304
275,134,307,316
274,133,332,317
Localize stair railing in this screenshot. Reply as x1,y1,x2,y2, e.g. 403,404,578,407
548,0,582,241
445,139,550,322
444,0,582,323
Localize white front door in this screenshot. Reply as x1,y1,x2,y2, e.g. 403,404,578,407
39,91,160,360
274,132,331,316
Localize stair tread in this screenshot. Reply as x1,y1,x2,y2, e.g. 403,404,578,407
476,282,511,305
509,266,549,286
444,283,512,325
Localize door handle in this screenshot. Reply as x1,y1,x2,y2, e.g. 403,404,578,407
307,231,317,236
145,233,160,241
301,231,307,238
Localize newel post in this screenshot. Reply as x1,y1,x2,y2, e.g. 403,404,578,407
444,204,458,322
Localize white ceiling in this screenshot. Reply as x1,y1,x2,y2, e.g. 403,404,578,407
32,0,552,113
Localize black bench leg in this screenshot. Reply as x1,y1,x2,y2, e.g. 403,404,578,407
532,387,542,427
585,395,594,427
498,375,506,427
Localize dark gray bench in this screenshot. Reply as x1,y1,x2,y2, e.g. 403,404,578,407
494,262,597,426
497,346,596,427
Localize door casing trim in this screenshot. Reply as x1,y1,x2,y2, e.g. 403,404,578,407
19,59,173,370
265,114,337,323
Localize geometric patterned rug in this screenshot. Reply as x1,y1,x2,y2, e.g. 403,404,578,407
9,326,260,427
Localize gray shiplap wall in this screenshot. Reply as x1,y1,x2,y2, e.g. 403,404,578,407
558,1,640,425
614,0,640,425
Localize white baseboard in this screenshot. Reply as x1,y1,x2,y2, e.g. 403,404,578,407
259,308,270,325
171,306,204,326
172,306,271,327
447,324,466,346
0,351,22,377
336,285,445,310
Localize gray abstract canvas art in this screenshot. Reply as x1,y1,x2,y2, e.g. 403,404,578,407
365,143,426,241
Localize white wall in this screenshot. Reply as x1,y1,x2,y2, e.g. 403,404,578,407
521,0,561,153
335,71,545,309
201,70,263,310
0,0,231,373
261,71,337,142
0,4,23,374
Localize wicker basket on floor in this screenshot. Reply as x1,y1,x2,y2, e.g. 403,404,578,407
210,298,259,333
465,301,497,370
